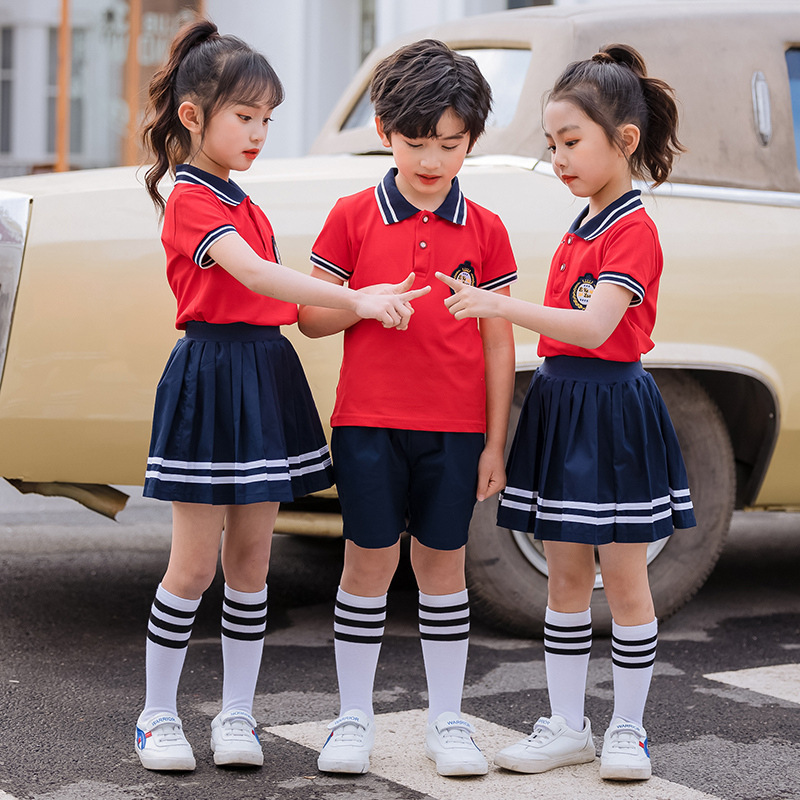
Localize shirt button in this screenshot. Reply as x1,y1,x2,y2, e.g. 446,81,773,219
559,263,566,271
567,236,573,244
422,215,429,223
419,241,427,249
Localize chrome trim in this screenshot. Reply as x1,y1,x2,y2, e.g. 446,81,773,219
0,190,31,386
533,159,800,208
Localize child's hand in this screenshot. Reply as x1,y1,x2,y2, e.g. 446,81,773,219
355,272,430,330
476,447,506,502
436,272,500,319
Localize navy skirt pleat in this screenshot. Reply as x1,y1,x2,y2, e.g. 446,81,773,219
143,322,334,504
497,356,696,544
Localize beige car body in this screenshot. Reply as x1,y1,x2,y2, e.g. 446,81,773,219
1,2,798,631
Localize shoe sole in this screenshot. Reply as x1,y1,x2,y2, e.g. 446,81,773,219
317,756,370,774
494,747,595,774
136,752,196,771
213,750,264,767
600,763,652,781
424,746,488,776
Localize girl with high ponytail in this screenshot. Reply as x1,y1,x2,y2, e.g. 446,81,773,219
134,18,428,774
437,44,694,783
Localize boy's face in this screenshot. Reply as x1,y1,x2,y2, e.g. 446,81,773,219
376,108,471,211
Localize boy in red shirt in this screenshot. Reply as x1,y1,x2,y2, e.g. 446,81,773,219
299,39,517,777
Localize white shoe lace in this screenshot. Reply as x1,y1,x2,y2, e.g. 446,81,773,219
151,721,187,746
607,726,644,755
329,720,367,746
437,722,476,750
523,718,557,748
219,714,257,742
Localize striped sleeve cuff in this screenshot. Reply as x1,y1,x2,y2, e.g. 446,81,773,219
194,224,236,268
311,252,351,281
598,271,645,306
479,271,517,292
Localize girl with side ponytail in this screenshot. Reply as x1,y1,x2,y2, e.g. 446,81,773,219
437,44,694,784
134,18,429,774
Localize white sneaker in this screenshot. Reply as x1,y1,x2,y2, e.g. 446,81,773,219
317,709,375,774
494,715,595,773
135,713,196,771
600,717,651,780
425,712,488,776
210,709,264,767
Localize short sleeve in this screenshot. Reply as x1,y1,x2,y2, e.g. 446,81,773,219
597,217,659,306
477,212,517,292
167,188,237,269
310,198,353,281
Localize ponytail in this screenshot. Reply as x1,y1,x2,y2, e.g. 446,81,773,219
141,17,284,216
548,43,684,186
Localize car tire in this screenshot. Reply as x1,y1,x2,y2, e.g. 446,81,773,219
465,369,735,637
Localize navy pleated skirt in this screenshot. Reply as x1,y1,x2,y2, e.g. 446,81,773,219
143,322,334,505
497,356,696,544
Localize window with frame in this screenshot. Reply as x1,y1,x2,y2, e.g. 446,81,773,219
787,48,800,169
342,47,532,133
47,26,86,156
0,27,13,154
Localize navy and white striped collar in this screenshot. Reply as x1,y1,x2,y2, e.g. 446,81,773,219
175,164,247,207
570,190,644,241
374,168,467,226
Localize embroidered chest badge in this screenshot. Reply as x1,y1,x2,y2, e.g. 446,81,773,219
449,261,476,294
569,273,597,310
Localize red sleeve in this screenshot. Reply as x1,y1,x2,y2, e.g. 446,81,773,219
478,211,518,291
165,186,237,269
309,197,354,282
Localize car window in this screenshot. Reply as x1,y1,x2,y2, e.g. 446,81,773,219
341,48,532,132
787,48,800,169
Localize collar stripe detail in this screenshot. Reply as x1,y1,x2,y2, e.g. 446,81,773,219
310,252,351,281
571,190,644,241
374,169,467,226
175,164,247,206
597,271,645,306
480,271,517,292
194,225,236,268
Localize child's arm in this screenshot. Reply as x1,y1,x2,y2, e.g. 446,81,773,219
437,272,631,349
477,288,515,502
298,270,419,339
208,233,430,327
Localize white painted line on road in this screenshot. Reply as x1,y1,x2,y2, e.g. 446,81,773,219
0,791,20,800
266,709,723,800
704,663,800,705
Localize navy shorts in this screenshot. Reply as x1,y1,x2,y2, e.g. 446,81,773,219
331,427,485,551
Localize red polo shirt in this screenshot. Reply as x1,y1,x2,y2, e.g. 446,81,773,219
311,168,517,433
538,190,661,361
163,164,298,329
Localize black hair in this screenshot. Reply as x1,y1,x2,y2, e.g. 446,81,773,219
142,18,284,215
370,39,492,147
547,43,684,185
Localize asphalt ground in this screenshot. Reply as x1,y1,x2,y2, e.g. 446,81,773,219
0,482,798,800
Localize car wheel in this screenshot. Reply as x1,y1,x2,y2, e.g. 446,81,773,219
465,369,735,636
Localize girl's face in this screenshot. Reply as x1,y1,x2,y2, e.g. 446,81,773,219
182,99,275,180
543,99,638,217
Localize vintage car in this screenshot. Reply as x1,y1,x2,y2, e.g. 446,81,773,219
1,2,798,634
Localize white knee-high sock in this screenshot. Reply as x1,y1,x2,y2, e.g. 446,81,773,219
611,618,658,726
333,587,386,718
141,583,201,720
544,607,592,731
221,583,268,715
419,589,470,722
